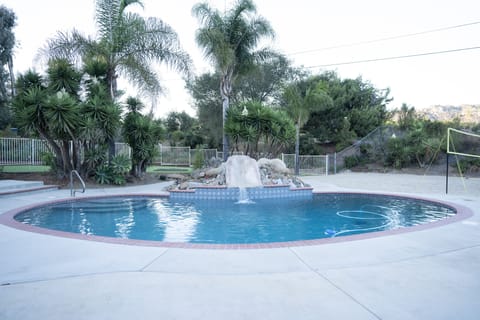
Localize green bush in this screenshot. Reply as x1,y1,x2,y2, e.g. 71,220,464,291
40,152,56,172
94,154,131,185
192,149,205,169
457,158,480,173
95,165,112,184
344,155,360,169
384,137,413,169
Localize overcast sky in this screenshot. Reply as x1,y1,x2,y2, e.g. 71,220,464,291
3,0,480,117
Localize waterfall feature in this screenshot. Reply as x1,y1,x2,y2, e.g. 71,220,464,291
237,187,253,204
225,155,263,188
225,155,262,203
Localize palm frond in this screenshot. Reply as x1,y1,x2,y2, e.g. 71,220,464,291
37,29,96,67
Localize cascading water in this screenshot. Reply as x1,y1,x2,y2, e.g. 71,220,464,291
225,155,262,203
225,155,263,188
237,187,253,204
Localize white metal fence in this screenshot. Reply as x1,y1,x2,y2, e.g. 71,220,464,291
1,138,331,175
0,138,51,165
281,154,330,175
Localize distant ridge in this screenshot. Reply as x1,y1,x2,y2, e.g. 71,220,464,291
417,104,480,123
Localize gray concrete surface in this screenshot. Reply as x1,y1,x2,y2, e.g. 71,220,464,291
0,172,479,320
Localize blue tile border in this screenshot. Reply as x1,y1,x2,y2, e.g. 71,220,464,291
169,185,313,200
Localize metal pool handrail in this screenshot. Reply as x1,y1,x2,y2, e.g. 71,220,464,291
70,170,86,197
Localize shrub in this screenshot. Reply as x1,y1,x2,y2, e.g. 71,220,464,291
94,154,131,185
344,155,360,169
40,152,56,172
384,137,413,169
192,149,205,169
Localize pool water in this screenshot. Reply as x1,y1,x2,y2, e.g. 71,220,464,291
14,194,456,244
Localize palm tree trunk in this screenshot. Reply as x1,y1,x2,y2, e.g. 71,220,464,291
7,57,15,97
295,122,300,176
107,69,117,162
220,74,232,161
222,95,229,161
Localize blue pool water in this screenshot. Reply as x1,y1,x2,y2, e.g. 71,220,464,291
14,194,456,244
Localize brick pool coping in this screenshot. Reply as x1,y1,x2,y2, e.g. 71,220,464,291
0,192,473,249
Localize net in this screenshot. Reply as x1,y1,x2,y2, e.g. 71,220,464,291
447,128,480,158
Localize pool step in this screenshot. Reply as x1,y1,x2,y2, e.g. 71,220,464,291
0,180,59,197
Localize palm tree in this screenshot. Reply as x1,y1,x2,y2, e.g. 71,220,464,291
123,96,163,177
40,0,191,102
13,62,84,177
192,0,275,160
283,80,333,175
39,0,191,160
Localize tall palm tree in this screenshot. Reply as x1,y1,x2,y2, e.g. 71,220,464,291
40,0,192,103
283,80,333,175
192,0,275,160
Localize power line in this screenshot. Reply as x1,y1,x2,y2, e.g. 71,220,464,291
288,20,480,56
306,46,480,68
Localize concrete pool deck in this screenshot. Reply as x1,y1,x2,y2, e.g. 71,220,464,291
0,172,479,320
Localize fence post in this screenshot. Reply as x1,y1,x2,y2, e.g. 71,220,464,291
159,144,163,165
334,152,337,174
31,139,35,165
188,147,192,166
325,154,329,176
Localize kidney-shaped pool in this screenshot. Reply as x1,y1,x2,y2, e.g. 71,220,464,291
5,192,470,248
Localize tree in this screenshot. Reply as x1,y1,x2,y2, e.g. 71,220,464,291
225,101,295,158
186,55,299,148
12,62,83,177
234,52,303,104
123,96,164,177
186,73,223,148
40,0,191,100
12,59,124,180
0,5,16,130
396,103,416,130
193,0,275,160
164,111,200,147
303,71,391,149
39,0,192,158
282,78,333,175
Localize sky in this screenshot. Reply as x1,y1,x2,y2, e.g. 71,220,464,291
3,0,480,118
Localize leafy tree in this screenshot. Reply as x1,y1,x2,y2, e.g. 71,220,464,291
225,101,295,158
303,71,391,149
193,0,275,160
396,103,416,130
282,78,333,175
0,5,16,129
234,52,303,104
186,55,299,148
164,111,201,147
186,72,223,148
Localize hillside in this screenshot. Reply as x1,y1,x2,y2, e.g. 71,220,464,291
417,104,480,123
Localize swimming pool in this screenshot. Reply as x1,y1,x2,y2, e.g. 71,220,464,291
11,193,459,247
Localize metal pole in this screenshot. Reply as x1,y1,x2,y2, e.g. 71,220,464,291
325,154,329,176
446,153,449,194
334,152,337,174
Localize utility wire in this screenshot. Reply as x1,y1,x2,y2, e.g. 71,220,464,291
288,20,480,56
306,46,480,68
